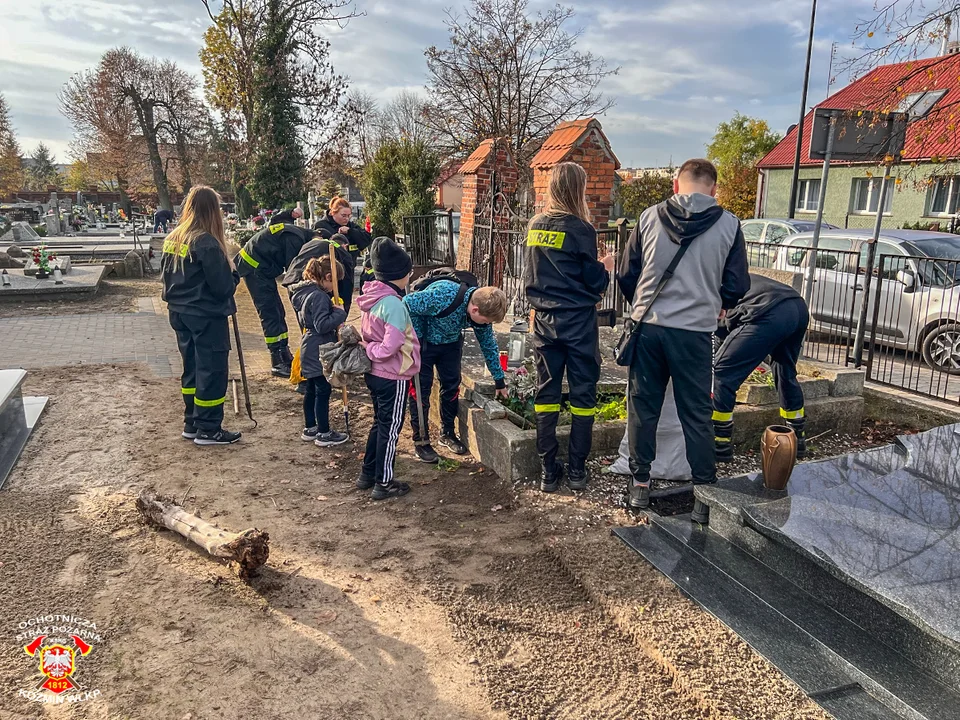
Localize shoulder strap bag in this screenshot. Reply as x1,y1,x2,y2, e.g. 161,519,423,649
614,238,695,366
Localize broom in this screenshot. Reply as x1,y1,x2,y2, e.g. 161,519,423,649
329,244,350,435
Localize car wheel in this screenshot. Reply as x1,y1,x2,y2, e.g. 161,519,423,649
921,323,960,375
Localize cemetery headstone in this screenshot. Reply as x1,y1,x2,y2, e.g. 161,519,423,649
0,252,24,269
123,250,144,279
5,244,25,258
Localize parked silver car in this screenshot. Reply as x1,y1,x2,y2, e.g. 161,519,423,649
770,229,960,373
741,218,839,266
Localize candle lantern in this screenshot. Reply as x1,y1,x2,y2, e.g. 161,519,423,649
507,319,528,368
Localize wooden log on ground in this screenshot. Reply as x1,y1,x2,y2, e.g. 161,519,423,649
136,490,269,581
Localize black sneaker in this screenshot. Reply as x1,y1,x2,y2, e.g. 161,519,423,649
301,426,319,441
182,424,198,440
628,480,650,509
194,428,242,446
415,444,440,464
356,473,375,490
372,480,411,500
567,468,588,491
540,466,564,493
438,432,468,455
315,431,349,447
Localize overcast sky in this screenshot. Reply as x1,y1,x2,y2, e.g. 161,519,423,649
0,0,909,168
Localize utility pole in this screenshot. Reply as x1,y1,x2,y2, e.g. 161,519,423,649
788,0,818,220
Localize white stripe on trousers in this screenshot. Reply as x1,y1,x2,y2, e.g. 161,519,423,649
383,379,407,484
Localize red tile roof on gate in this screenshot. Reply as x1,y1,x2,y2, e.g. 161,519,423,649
530,118,621,169
757,53,960,169
459,139,496,174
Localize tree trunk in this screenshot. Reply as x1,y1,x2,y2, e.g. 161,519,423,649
139,102,172,212
175,131,193,195
136,490,269,581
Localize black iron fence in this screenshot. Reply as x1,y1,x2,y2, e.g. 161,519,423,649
398,210,457,267
866,254,960,403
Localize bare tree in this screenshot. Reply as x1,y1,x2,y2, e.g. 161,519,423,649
424,0,618,166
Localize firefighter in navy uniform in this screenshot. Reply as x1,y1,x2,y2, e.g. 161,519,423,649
522,162,615,493
282,232,357,313
313,196,372,266
235,222,307,376
713,274,810,460
161,186,242,446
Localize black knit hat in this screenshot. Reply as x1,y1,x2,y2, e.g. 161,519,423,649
371,236,412,281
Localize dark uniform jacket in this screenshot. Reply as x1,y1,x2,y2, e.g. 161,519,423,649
313,211,372,261
281,235,355,288
522,213,609,311
722,274,803,334
236,223,307,278
161,233,239,317
289,281,347,378
271,209,298,226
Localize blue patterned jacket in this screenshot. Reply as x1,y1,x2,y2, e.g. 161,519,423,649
403,280,506,389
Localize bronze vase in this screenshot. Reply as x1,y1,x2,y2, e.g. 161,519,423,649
761,425,797,491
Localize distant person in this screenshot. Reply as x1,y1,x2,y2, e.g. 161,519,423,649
153,208,173,233
272,206,303,226
713,275,809,461
617,158,749,510
522,162,615,493
160,186,241,446
313,197,372,265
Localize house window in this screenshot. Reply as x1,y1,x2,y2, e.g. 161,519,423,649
851,177,894,214
897,89,947,119
795,179,821,212
927,176,960,216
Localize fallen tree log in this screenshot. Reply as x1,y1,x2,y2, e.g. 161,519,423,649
136,490,269,581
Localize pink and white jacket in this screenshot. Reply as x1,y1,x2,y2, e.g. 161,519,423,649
356,280,421,381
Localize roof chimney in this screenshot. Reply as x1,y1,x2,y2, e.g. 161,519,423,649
942,15,954,55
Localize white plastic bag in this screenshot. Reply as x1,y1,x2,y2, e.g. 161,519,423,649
608,380,692,481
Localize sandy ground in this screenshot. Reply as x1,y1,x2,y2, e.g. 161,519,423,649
0,359,840,720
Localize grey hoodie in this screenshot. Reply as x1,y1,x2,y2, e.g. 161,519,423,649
617,193,750,332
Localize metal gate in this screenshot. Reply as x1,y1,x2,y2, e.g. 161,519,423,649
470,187,532,320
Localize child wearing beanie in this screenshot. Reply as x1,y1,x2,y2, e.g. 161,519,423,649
354,237,421,500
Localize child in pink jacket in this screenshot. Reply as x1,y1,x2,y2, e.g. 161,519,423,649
355,237,421,500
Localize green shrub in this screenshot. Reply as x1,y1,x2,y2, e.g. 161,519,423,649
32,224,47,237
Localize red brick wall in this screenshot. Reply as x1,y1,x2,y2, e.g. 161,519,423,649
456,139,518,272
532,128,617,226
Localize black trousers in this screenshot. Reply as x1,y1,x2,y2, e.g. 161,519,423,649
362,374,409,485
532,308,600,475
628,323,714,485
713,298,809,415
339,276,355,316
409,337,463,441
169,311,230,431
303,375,332,432
244,270,288,349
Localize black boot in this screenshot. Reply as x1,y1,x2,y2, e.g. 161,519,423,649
628,479,650,509
540,464,564,493
270,347,291,378
280,344,294,365
567,466,588,491
784,414,807,459
713,410,734,462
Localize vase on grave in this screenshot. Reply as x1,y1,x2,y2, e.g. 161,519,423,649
36,269,49,280
761,425,797,491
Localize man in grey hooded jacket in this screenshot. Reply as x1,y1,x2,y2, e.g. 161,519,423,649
617,158,750,509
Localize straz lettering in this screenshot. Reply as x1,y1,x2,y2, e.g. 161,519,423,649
526,229,566,249
162,240,188,257
269,223,285,234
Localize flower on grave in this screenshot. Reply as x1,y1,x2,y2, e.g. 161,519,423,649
31,245,54,273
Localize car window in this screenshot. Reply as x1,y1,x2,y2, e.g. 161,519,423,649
766,224,791,244
741,222,764,242
859,241,904,279
784,236,856,270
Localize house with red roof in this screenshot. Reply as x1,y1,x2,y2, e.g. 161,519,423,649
757,47,960,231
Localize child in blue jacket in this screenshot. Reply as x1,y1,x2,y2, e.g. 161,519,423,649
403,282,508,463
289,256,348,447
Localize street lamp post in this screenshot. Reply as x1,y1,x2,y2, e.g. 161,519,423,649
788,0,818,220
